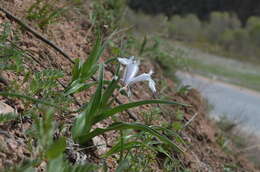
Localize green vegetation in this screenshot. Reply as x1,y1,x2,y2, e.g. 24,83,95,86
0,2,190,169
126,10,260,63
27,0,65,29
168,12,260,63
2,0,259,171
216,115,260,169
90,0,126,32
125,10,260,91
184,57,260,91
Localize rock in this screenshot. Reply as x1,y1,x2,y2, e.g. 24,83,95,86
0,102,15,114
92,135,108,155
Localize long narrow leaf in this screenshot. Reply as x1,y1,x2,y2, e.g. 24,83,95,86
87,64,104,119
72,64,104,142
102,141,142,158
103,139,172,161
71,58,81,81
65,79,113,95
152,126,186,145
65,82,97,95
115,159,130,172
78,122,184,152
46,137,66,160
80,34,104,79
0,113,18,123
93,100,189,124
100,64,120,108
79,64,99,83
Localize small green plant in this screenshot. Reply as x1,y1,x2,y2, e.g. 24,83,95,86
26,0,77,29
142,107,161,125
103,130,184,171
5,108,99,172
137,36,188,78
63,36,188,168
89,0,126,32
70,61,186,148
0,23,24,73
0,17,189,170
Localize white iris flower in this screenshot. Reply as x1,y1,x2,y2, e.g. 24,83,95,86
118,56,156,96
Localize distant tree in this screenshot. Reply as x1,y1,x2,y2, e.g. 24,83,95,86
127,0,260,24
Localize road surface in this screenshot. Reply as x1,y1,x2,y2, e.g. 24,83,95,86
177,71,260,134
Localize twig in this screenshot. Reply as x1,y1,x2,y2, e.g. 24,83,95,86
237,144,260,153
0,7,138,121
183,113,198,129
0,7,74,64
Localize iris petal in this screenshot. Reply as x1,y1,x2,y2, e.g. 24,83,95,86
118,57,156,96
127,72,156,93
124,61,139,83
118,57,132,65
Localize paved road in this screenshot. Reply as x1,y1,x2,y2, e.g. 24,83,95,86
177,71,260,134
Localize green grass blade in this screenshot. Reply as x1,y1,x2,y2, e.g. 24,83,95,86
72,64,104,142
100,64,120,108
46,137,66,160
72,112,86,141
0,113,18,123
104,57,118,64
79,122,184,152
102,141,142,158
65,79,112,96
65,82,97,95
93,100,189,124
115,159,130,172
79,64,99,83
80,34,104,79
87,64,104,117
139,36,147,56
103,138,174,162
152,126,186,145
71,58,81,81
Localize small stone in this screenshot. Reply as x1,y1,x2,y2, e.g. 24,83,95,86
0,101,15,114
92,135,108,155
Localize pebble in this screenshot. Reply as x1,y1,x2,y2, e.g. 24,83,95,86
0,101,15,114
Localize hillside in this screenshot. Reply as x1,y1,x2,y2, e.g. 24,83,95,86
0,1,258,171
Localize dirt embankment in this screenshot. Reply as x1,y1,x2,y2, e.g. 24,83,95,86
0,1,258,171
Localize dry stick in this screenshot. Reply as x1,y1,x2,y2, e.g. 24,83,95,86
183,113,198,129
0,7,74,64
0,7,137,121
237,144,260,153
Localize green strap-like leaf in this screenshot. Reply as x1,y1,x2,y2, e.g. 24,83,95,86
100,65,120,109
77,122,184,152
102,141,142,158
72,64,104,141
80,34,104,79
46,137,66,160
0,113,18,123
87,64,104,117
115,159,130,172
93,99,189,124
65,82,97,95
71,58,81,82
